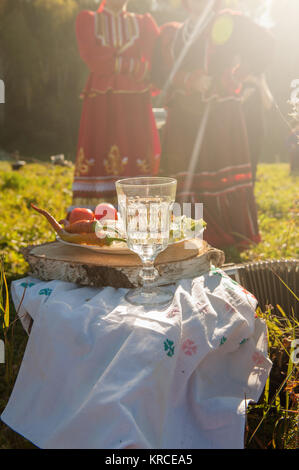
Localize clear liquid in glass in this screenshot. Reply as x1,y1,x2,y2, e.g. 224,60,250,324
121,196,172,262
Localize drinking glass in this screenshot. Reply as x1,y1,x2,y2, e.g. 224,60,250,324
116,177,177,307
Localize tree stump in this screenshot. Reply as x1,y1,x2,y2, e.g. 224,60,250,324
21,239,225,289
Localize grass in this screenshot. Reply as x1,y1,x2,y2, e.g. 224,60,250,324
245,305,299,449
241,164,298,262
222,164,299,264
0,162,72,279
0,161,298,449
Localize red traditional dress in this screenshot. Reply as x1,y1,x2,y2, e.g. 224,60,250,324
152,9,274,249
71,3,161,211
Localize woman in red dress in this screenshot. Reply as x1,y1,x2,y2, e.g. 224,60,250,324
152,0,274,249
71,0,161,211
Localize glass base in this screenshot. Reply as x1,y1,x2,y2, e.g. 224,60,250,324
125,286,173,308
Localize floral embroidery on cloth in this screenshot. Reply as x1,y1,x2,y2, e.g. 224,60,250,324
137,158,151,174
164,339,175,357
38,288,53,297
239,286,257,301
166,306,180,319
210,266,257,304
104,145,128,176
5,273,272,449
240,338,249,345
75,148,95,177
182,339,197,356
252,351,266,366
210,267,225,277
21,282,35,289
95,10,140,52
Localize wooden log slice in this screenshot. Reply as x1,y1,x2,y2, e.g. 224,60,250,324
21,240,225,289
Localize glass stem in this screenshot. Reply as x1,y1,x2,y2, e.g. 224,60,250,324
140,260,158,290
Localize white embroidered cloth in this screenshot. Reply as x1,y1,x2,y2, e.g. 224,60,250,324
1,268,272,449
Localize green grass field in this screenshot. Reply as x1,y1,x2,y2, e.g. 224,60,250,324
0,161,298,449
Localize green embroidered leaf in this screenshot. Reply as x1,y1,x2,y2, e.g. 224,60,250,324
240,338,249,345
21,282,35,289
164,339,175,357
39,288,53,297
211,267,223,277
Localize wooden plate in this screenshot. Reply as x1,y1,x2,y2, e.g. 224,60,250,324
56,228,205,255
56,236,129,255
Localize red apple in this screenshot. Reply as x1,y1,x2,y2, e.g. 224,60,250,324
69,208,94,224
95,203,118,221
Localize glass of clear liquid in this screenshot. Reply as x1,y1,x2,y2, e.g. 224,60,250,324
116,177,177,307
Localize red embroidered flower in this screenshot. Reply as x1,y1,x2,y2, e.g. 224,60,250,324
240,287,256,301
196,304,209,315
252,351,265,366
182,339,197,356
167,307,180,318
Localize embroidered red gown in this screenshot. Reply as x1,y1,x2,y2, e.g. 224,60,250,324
152,10,274,249
71,6,161,211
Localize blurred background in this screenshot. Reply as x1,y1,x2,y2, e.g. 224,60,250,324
0,0,298,163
